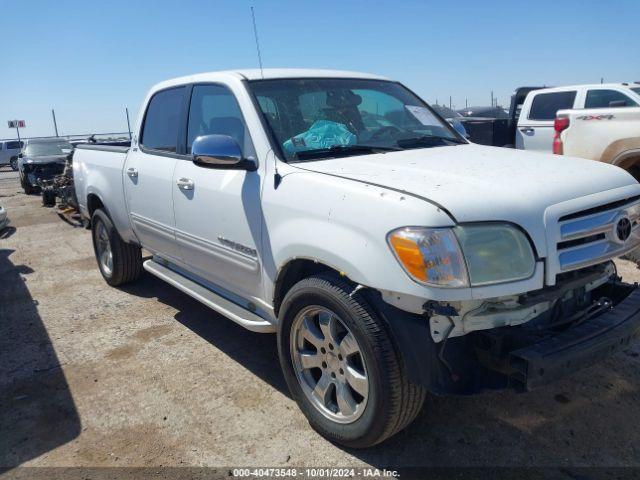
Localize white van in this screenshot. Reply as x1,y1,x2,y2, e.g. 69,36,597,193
0,140,24,170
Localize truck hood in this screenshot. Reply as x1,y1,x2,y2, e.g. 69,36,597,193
296,144,639,255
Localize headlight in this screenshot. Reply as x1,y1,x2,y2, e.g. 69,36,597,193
454,224,535,285
387,227,468,287
388,224,535,288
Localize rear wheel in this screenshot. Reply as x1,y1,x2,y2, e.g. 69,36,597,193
91,208,142,286
278,273,425,448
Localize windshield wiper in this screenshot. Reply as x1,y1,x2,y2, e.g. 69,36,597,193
291,144,401,161
396,135,466,149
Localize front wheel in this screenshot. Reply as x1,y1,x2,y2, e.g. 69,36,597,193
278,273,425,448
9,157,18,171
91,208,142,286
20,174,37,195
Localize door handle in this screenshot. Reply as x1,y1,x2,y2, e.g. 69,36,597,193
126,167,138,178
519,127,534,133
176,178,194,190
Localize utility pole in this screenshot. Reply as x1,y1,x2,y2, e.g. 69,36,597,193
51,109,59,137
125,107,132,140
449,96,452,109
465,98,468,108
491,91,494,107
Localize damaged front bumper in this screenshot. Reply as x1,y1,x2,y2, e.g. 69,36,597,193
467,277,640,393
507,283,640,390
388,264,640,395
23,161,65,187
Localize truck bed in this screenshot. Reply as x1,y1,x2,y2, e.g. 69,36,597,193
558,106,640,163
73,143,137,243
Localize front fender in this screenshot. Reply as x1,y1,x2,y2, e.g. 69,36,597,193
261,167,463,305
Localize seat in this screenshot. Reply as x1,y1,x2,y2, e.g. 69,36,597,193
208,116,245,149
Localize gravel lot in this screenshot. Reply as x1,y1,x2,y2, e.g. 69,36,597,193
2,165,640,471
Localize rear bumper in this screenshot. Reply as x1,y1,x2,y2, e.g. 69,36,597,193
508,285,640,390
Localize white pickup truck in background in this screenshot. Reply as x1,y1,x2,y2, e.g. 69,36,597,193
555,105,640,178
516,82,640,153
73,69,640,447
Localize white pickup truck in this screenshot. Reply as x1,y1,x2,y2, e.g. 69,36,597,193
516,82,640,153
555,104,640,179
74,69,640,448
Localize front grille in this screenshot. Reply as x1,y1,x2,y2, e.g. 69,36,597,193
556,198,640,272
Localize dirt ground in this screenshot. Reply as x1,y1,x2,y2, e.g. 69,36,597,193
2,166,640,471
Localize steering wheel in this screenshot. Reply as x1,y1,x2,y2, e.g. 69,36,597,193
370,125,401,140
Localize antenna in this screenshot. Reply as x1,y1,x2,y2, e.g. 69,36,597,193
250,7,264,79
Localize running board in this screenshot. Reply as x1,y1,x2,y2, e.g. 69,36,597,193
143,259,275,333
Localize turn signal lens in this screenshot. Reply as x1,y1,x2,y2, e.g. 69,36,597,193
388,228,469,288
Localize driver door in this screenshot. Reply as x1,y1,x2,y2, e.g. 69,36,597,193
172,84,263,300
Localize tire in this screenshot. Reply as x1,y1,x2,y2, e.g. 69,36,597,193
42,188,56,207
9,157,18,171
91,208,142,286
277,273,425,448
21,174,37,195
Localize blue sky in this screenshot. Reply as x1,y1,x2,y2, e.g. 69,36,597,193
2,0,639,138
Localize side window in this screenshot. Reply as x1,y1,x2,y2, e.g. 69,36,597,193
528,91,577,120
6,141,22,149
141,87,185,152
585,89,638,109
187,84,255,156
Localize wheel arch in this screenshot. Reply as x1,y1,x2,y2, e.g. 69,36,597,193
273,258,350,317
612,149,640,181
87,193,106,218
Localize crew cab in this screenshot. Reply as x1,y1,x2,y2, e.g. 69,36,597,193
456,83,640,152
74,69,640,448
516,83,640,152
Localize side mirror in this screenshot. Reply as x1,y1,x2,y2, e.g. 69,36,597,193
609,100,627,108
18,152,23,158
192,134,257,171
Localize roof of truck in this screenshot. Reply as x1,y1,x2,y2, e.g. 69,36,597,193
231,68,388,80
151,69,389,91
533,83,639,93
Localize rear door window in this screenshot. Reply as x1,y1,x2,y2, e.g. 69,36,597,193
585,89,638,108
528,91,577,120
141,87,185,152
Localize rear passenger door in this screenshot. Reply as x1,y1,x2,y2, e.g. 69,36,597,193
172,83,263,300
517,90,577,152
124,86,186,261
584,89,639,109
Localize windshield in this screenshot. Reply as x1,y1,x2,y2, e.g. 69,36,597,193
25,141,73,157
249,78,463,161
431,104,462,118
